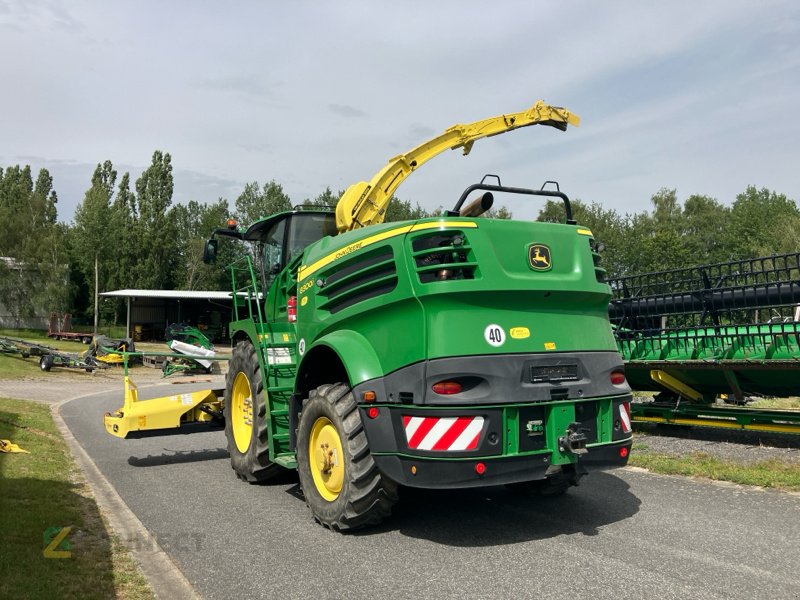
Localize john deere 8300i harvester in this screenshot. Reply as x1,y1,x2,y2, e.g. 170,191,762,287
105,101,633,530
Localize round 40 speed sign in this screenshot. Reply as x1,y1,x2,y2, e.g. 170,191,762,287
484,324,506,347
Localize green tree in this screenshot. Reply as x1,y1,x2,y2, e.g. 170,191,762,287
484,205,512,219
384,196,432,222
234,180,291,226
134,151,177,289
726,186,800,257
302,187,341,208
0,165,69,324
172,199,232,290
102,172,139,322
70,161,119,322
681,194,730,263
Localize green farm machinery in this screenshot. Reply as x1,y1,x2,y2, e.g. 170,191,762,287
609,252,800,434
0,336,107,372
161,323,217,376
105,101,634,531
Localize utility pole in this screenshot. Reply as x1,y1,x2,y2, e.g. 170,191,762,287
93,254,99,334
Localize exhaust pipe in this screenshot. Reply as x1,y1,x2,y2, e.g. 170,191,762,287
459,192,494,217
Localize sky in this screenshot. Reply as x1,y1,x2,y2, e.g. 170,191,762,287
1,1,798,224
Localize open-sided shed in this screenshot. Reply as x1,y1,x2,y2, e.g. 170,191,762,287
99,289,234,342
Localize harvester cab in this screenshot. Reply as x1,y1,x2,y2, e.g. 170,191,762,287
205,210,337,285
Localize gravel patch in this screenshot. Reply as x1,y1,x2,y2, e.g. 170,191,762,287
634,425,800,465
0,365,225,404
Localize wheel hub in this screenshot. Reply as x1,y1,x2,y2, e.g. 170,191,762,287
231,372,254,454
308,417,344,501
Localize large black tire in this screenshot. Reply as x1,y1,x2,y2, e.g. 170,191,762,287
224,341,282,483
296,383,398,531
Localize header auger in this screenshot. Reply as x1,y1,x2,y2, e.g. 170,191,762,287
105,101,633,531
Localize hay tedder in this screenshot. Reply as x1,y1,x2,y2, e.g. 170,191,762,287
0,336,105,372
609,252,800,434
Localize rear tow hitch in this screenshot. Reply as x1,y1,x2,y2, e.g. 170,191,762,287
558,422,589,455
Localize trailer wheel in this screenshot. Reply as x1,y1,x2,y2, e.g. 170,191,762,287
39,355,54,372
224,341,282,482
296,383,398,531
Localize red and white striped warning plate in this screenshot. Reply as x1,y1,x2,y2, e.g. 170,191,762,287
619,402,632,433
402,415,484,451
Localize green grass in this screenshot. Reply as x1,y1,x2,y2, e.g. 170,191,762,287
0,354,44,379
0,329,92,351
0,334,93,380
0,327,128,345
0,397,154,599
630,443,800,491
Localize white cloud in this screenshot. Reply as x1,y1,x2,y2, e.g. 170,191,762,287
0,0,798,223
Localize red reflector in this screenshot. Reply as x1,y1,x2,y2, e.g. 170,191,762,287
619,446,629,458
367,407,379,419
610,371,626,385
287,295,297,323
432,381,462,395
475,462,486,475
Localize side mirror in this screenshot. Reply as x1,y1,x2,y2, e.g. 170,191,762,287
203,239,218,264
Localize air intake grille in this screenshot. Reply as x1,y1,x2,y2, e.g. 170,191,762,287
316,247,397,313
411,231,477,283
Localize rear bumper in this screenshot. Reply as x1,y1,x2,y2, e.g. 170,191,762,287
373,438,631,488
354,353,633,488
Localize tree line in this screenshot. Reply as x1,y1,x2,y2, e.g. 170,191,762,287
1,149,797,325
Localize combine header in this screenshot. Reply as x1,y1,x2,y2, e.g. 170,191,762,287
609,252,800,434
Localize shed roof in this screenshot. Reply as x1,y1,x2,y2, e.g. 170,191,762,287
100,289,233,300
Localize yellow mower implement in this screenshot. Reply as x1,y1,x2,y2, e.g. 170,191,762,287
104,376,223,438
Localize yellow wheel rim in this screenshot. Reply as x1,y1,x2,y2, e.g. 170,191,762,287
308,416,344,502
231,372,253,454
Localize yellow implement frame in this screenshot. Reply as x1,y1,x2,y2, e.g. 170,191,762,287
104,350,228,439
104,376,223,438
335,100,579,232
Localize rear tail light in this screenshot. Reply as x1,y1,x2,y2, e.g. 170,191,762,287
610,370,626,385
619,446,629,458
287,295,297,322
432,381,462,395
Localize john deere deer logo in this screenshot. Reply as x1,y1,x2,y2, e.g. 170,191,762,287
528,244,552,271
